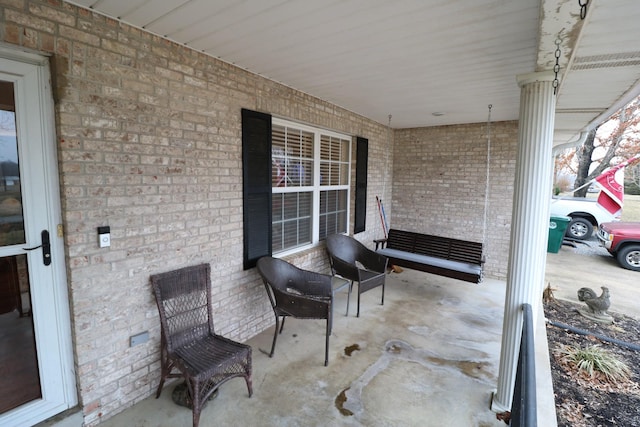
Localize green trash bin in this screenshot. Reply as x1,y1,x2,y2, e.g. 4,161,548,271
547,216,571,253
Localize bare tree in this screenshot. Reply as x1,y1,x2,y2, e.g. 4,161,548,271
565,96,640,197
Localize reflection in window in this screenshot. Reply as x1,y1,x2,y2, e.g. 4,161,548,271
319,190,348,238
0,82,24,247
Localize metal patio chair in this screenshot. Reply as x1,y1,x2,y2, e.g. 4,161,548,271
325,233,388,317
256,256,333,366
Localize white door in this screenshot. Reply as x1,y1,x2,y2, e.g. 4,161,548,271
0,49,76,426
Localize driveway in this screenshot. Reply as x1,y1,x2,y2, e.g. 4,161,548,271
545,235,639,320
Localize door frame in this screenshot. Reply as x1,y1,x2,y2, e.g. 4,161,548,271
0,45,77,426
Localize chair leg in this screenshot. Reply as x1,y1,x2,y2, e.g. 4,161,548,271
357,288,361,317
345,281,353,316
190,381,201,427
155,378,165,399
245,375,253,397
381,281,385,306
245,348,253,396
324,318,330,366
155,353,172,398
279,316,286,333
156,342,169,398
329,307,333,335
155,360,166,398
269,316,280,357
193,408,200,427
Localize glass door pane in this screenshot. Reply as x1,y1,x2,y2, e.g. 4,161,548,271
0,81,41,414
0,255,39,413
0,82,24,246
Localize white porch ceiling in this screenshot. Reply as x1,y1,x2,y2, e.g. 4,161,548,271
67,0,640,147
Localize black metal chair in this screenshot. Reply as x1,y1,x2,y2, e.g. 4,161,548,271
325,233,388,317
256,256,333,366
151,263,252,427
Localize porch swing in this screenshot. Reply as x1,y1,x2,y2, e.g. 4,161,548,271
374,107,493,284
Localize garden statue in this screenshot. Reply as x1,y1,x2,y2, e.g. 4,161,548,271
577,286,613,324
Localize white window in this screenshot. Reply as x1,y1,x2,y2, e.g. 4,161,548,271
271,118,350,254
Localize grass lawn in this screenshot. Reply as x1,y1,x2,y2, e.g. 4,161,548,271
622,194,640,221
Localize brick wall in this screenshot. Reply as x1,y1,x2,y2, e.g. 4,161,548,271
392,122,518,279
0,1,516,425
1,1,392,424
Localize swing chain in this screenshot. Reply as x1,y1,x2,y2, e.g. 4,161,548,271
553,38,561,95
486,104,492,144
482,104,492,251
578,0,589,20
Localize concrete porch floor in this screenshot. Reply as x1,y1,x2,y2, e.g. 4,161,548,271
59,269,557,427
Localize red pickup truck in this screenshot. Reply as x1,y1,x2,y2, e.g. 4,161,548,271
597,222,640,271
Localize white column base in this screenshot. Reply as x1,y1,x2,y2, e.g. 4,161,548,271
490,390,511,413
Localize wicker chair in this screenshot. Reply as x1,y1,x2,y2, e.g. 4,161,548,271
256,256,333,366
151,263,252,427
325,233,388,317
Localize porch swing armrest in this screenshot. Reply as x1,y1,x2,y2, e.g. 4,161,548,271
373,238,387,250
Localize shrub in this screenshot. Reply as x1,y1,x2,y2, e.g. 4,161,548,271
554,176,572,193
558,344,631,382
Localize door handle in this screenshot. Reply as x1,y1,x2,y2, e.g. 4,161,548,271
23,230,51,266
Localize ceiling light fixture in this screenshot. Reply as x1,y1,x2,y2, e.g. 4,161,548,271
432,112,445,117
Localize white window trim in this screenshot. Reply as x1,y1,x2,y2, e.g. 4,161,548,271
272,117,351,256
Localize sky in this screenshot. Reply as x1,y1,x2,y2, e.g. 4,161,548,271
0,110,17,163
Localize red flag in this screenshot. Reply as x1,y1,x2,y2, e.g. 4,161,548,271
594,154,640,217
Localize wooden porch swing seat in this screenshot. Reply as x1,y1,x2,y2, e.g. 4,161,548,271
151,263,253,427
375,229,484,284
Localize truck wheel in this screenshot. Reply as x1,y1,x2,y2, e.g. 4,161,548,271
566,217,593,240
616,245,640,271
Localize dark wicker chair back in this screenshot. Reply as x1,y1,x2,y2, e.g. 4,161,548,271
151,263,252,427
325,234,388,317
154,264,213,352
256,256,333,366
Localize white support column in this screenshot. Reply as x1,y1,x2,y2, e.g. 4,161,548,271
492,71,556,413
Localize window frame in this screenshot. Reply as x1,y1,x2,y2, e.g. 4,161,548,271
271,117,351,256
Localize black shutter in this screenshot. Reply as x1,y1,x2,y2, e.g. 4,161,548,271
242,109,272,270
354,136,368,234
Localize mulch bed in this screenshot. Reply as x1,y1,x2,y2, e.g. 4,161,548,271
544,298,640,426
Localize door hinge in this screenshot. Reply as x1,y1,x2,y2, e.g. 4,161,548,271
57,224,63,237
